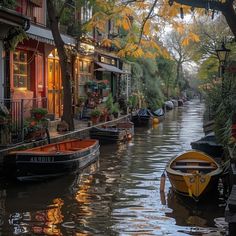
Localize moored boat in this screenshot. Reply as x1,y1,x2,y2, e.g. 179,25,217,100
131,108,153,127
164,101,174,111
178,99,184,106
190,134,224,159
3,139,100,181
89,121,133,143
151,108,165,122
166,150,222,201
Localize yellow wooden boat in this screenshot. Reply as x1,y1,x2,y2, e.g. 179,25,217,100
166,150,222,201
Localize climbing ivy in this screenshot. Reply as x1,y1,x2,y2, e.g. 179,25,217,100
6,27,28,51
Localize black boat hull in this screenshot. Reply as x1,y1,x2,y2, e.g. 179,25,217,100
4,143,100,181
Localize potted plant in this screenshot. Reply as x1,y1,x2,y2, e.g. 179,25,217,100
100,108,109,122
0,104,10,145
111,102,120,118
31,107,48,120
24,118,48,142
105,94,114,120
75,96,86,119
90,108,101,125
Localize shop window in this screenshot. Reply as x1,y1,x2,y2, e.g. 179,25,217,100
13,51,29,89
79,60,91,73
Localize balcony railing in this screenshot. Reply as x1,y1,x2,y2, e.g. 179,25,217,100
0,97,47,147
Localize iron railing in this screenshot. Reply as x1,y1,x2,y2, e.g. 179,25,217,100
0,97,47,146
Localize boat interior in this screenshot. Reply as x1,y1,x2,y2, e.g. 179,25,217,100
171,159,218,174
22,139,96,153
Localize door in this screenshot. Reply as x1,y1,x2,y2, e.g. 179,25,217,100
47,58,62,118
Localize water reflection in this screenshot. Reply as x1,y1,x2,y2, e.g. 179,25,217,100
165,189,226,234
8,198,64,235
0,100,228,235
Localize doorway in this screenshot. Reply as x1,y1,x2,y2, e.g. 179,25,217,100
47,51,62,118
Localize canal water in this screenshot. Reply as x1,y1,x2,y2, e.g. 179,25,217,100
0,99,227,235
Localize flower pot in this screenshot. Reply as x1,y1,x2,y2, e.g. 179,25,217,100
100,114,108,122
34,113,45,120
91,116,100,125
24,128,46,141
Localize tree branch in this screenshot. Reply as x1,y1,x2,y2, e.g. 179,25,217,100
138,0,158,44
174,0,236,37
174,0,226,11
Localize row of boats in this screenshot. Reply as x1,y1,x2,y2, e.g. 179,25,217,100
2,100,171,182
1,99,181,181
3,99,224,203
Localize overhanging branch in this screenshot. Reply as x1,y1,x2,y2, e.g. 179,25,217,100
174,0,226,11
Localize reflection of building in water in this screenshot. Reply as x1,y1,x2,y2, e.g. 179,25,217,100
8,198,64,235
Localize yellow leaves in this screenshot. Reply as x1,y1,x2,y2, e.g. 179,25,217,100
88,12,107,32
115,15,131,30
143,20,151,36
144,51,156,59
117,43,144,58
132,47,144,58
134,2,150,9
181,32,200,46
117,49,126,58
113,39,121,49
189,32,200,42
121,16,131,31
119,7,134,17
182,37,189,46
173,22,185,34
101,39,112,47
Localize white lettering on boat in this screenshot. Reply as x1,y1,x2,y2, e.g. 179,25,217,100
30,156,54,163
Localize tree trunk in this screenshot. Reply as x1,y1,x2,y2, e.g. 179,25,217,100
176,61,181,86
47,0,74,130
222,3,236,38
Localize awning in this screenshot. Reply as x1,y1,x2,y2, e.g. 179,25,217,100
26,24,76,46
95,61,124,74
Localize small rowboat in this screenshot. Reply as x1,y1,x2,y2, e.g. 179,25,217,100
190,134,224,159
3,139,100,181
166,150,222,201
89,121,134,144
131,108,153,127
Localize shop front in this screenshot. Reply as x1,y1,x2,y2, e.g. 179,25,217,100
0,7,29,100
94,52,124,102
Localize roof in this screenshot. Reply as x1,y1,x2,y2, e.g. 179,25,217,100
26,23,76,46
95,61,124,74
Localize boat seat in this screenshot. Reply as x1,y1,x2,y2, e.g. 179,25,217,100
175,159,209,163
172,165,216,170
